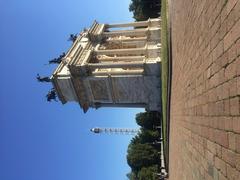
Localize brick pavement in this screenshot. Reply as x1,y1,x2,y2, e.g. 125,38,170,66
169,0,240,179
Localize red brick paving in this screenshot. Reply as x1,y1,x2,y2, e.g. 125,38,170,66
169,0,240,179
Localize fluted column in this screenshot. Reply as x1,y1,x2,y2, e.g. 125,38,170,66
106,37,147,42
102,28,148,37
92,69,143,76
94,103,146,108
98,56,145,62
106,21,149,28
95,47,146,56
88,61,144,69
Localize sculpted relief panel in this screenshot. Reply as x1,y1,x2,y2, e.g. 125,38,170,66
89,80,110,101
112,77,147,103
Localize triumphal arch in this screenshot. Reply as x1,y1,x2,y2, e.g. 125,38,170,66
51,18,161,113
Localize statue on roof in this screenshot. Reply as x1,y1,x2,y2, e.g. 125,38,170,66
68,34,78,42
36,74,51,82
49,52,66,64
46,89,57,102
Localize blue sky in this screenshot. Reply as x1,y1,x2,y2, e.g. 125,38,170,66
0,0,143,179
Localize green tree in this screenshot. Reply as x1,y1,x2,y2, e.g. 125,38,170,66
129,0,145,21
126,172,137,180
127,143,159,172
129,0,161,21
138,165,158,180
138,129,160,144
126,111,162,178
136,112,161,130
130,128,160,145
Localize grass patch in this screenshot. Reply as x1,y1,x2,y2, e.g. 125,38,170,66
160,0,169,170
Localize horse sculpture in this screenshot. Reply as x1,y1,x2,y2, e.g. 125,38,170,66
49,52,66,64
36,74,51,82
46,89,57,102
68,34,78,42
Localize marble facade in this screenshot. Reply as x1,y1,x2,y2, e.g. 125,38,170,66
51,18,162,113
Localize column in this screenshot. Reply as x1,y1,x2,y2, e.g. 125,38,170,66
106,37,147,42
91,69,143,76
88,61,144,69
102,28,148,37
97,56,145,62
95,47,146,56
94,102,147,108
106,21,149,28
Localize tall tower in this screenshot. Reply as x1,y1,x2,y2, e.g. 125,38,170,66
51,18,161,113
90,127,139,135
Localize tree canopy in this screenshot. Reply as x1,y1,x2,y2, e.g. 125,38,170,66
126,111,161,179
138,165,158,180
127,143,159,172
136,111,161,130
129,0,161,21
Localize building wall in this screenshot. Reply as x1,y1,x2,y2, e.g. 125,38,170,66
86,74,161,110
53,19,162,112
170,0,240,179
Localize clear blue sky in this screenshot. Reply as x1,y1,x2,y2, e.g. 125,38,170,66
0,0,144,180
